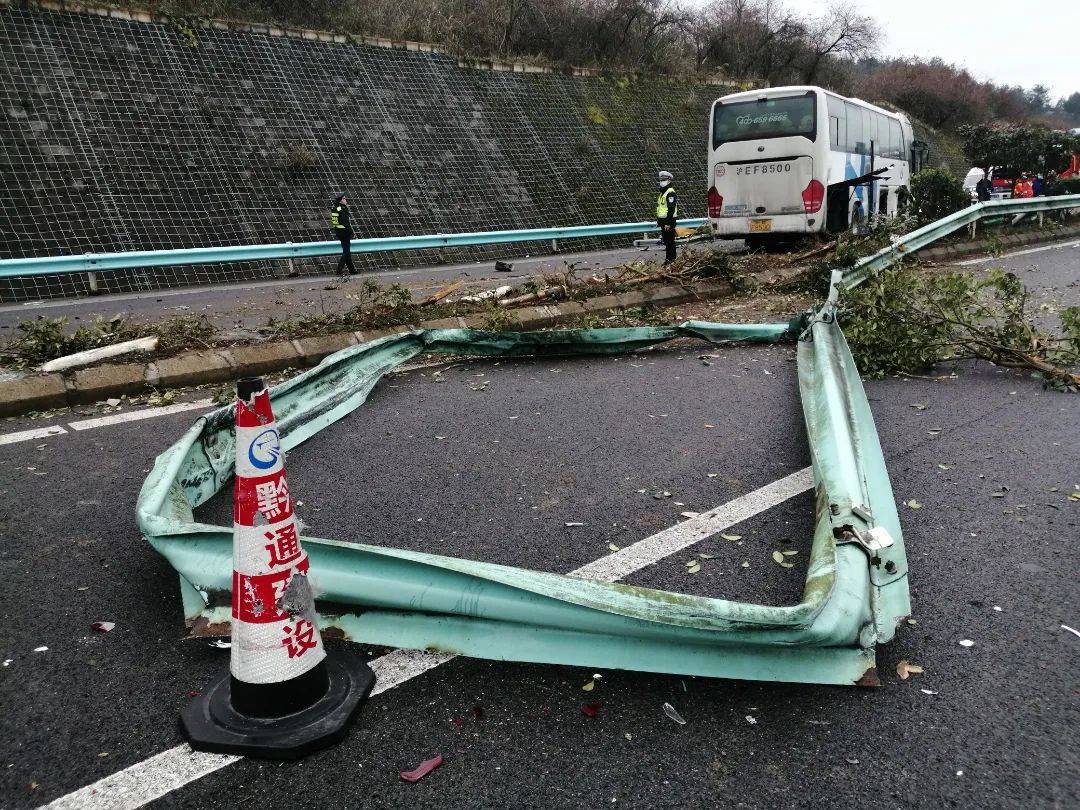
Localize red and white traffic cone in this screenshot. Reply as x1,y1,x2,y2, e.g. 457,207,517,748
182,377,374,759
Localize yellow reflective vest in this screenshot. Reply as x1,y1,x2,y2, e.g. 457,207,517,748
656,187,678,220
330,205,346,229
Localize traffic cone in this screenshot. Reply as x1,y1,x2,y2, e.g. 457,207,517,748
181,377,375,759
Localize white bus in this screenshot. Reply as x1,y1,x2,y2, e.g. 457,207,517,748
706,86,917,243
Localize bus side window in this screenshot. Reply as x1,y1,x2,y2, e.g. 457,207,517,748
889,120,903,159
845,101,862,153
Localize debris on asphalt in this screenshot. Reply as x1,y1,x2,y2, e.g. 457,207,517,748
662,702,686,725
771,551,794,568
581,702,602,717
652,491,672,499
400,754,444,782
679,511,699,519
905,499,922,509
608,543,620,551
33,646,48,653
209,640,231,649
564,522,585,527
920,689,939,695
582,679,596,692
90,621,115,632
895,660,924,680
720,534,741,541
1061,624,1080,640
958,639,975,647
745,715,757,725
685,560,701,574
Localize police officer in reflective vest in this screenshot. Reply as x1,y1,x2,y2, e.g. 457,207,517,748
656,171,679,264
330,194,356,278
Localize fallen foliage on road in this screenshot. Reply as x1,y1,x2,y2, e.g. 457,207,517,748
839,263,1080,389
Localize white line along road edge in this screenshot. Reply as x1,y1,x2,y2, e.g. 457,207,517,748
956,238,1079,266
41,466,814,810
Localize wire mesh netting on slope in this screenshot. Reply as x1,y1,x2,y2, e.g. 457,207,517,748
0,6,729,302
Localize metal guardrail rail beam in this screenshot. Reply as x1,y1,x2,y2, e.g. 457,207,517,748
0,219,707,279
841,194,1080,289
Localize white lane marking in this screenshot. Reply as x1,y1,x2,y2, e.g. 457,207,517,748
66,399,215,431
0,424,67,446
39,467,813,809
956,239,1079,265
573,466,814,581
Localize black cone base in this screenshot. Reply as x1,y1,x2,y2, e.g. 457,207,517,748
181,652,375,760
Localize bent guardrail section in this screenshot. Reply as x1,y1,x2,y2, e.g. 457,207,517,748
842,194,1080,289
137,314,908,686
0,219,707,278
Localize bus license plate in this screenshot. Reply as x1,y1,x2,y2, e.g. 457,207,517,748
748,219,772,233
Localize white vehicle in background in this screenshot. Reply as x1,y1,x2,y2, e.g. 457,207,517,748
706,86,918,244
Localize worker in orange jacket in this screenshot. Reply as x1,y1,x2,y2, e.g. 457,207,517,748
1013,173,1034,199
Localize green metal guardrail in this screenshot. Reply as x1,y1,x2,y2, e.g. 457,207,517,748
132,192,1078,688
0,219,707,279
841,194,1080,289
137,317,909,687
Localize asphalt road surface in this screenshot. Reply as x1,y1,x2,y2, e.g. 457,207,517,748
0,239,740,337
0,239,1077,809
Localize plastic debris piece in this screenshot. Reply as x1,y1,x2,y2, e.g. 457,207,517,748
33,646,48,653
2,659,12,667
209,640,231,649
565,522,585,527
90,621,115,633
745,715,758,725
581,702,602,717
1061,624,1080,640
920,689,938,695
662,702,686,725
400,755,443,782
958,639,975,647
680,511,700,519
846,757,859,765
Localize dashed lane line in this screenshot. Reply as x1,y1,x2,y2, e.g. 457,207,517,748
38,466,815,809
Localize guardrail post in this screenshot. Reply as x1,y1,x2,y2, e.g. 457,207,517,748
551,238,558,253
87,271,99,295
1038,212,1044,227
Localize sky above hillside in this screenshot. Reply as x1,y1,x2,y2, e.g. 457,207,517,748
753,0,1077,99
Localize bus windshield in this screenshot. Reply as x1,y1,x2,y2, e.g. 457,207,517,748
712,94,816,148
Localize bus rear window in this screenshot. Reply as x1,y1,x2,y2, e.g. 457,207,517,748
712,95,817,148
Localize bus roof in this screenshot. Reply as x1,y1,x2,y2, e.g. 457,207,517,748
715,85,907,123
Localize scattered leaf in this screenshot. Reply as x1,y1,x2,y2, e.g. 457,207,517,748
624,732,633,740
937,464,952,470
90,621,115,633
740,560,750,568
582,680,595,692
906,618,917,626
772,551,785,564
905,500,922,509
781,550,798,556
662,702,686,725
895,660,925,680
706,473,719,478
400,755,443,782
608,543,621,552
1069,493,1080,502
721,534,742,541
679,511,700,519
581,702,602,717
698,553,715,559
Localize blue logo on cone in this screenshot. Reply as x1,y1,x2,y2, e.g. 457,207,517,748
248,429,281,470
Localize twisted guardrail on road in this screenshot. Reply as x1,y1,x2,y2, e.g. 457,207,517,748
0,218,708,278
